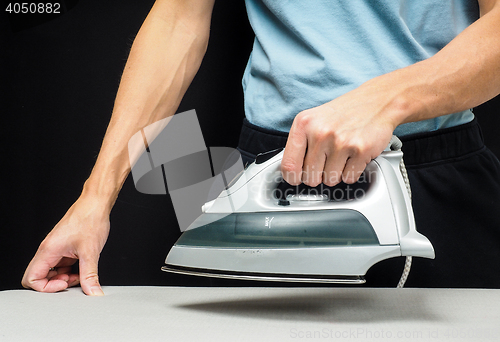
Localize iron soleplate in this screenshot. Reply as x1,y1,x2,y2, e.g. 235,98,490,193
162,264,366,284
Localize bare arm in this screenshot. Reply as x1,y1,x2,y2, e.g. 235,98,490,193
86,0,215,205
22,0,215,295
375,0,500,126
282,0,500,186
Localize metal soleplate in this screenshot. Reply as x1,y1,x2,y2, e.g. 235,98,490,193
162,264,366,284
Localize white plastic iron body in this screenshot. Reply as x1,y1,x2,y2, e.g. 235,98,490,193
162,148,435,284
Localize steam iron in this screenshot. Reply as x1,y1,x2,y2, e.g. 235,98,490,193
162,141,435,285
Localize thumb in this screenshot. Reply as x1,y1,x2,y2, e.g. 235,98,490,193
79,251,104,296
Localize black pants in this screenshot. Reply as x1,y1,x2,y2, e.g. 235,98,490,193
237,118,500,288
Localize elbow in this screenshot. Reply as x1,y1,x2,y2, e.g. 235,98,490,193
479,0,500,17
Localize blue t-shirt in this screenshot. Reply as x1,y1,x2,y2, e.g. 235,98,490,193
242,0,479,136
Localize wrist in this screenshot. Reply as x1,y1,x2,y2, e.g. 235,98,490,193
366,71,427,129
80,152,131,209
80,176,122,213
384,91,418,128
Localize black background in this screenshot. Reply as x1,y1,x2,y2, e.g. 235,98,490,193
1,0,499,291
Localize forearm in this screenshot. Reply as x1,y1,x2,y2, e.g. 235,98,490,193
82,0,214,208
361,0,500,128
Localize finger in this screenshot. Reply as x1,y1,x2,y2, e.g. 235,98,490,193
67,274,80,288
45,267,79,287
323,151,348,186
342,156,369,184
49,273,70,283
22,255,70,293
78,250,104,296
22,270,70,293
42,267,72,292
282,116,308,185
302,149,326,187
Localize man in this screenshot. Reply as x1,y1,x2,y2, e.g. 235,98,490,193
22,0,500,295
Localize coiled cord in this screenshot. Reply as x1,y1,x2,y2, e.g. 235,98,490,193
389,136,413,288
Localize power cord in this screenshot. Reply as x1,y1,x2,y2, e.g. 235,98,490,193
389,135,413,288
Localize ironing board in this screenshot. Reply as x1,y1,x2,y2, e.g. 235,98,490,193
1,286,499,341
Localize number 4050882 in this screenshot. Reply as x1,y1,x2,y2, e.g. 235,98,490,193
6,3,61,14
